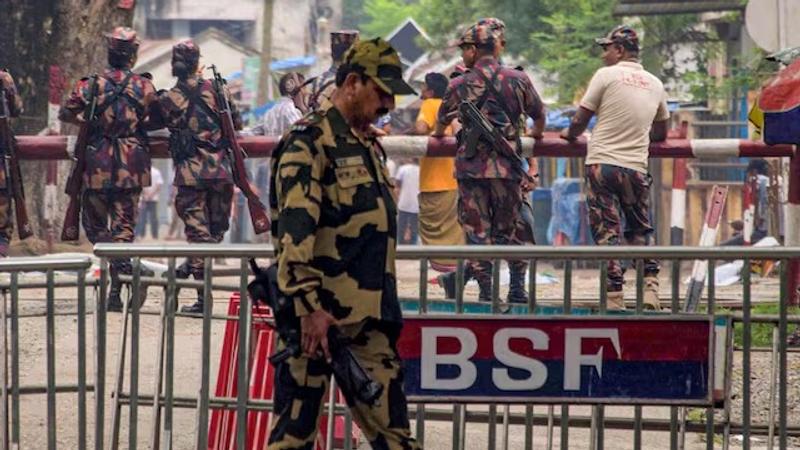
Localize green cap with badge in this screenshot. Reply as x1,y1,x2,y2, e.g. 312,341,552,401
342,37,417,96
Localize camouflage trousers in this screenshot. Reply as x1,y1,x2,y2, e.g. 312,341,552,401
175,184,233,276
82,188,141,273
585,164,658,292
268,320,419,450
457,178,534,284
0,189,13,256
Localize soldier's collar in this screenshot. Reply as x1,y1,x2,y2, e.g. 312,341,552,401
324,103,375,147
474,56,499,68
322,103,350,137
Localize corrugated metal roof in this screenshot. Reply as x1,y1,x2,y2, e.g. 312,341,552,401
614,1,745,16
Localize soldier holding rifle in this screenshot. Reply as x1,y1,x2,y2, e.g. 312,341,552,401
59,27,156,312
148,39,268,313
0,69,32,256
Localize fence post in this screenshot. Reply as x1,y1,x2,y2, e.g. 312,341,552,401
787,153,800,305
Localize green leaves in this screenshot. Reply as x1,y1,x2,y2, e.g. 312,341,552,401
346,0,766,106
360,0,423,37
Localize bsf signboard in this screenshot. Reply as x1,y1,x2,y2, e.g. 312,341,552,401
397,316,716,405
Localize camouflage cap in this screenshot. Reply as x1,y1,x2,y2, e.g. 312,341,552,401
331,30,360,63
458,19,504,47
342,37,416,96
106,26,140,53
477,17,506,38
172,39,201,64
595,25,639,51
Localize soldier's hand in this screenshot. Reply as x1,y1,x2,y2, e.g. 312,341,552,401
560,128,576,142
521,175,538,192
301,309,336,361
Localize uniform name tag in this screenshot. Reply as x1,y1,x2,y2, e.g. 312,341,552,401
335,165,372,188
335,156,365,167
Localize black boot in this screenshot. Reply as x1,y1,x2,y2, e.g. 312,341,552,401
506,269,528,304
106,279,124,312
164,261,191,309
438,272,456,299
477,278,492,303
180,273,205,314
174,261,192,280
438,267,475,300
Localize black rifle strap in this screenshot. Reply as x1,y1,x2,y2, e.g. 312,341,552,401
474,68,520,133
474,67,524,154
95,71,135,117
177,81,220,126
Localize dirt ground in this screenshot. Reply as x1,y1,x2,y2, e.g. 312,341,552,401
5,255,795,449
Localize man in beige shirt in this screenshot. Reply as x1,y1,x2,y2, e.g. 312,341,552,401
561,25,669,310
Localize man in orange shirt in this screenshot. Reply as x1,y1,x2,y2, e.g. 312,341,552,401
414,72,464,272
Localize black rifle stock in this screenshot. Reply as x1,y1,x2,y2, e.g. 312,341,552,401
0,78,32,239
61,75,99,241
247,260,383,405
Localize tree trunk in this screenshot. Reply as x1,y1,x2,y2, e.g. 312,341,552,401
0,0,133,247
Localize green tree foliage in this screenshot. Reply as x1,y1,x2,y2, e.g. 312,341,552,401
528,0,615,103
359,0,422,37
350,0,756,105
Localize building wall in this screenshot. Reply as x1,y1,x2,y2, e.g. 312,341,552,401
136,0,342,59
142,38,253,88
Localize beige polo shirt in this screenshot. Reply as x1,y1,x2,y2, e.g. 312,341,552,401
580,61,670,173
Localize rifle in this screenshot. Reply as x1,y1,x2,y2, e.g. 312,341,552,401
209,65,270,234
460,100,536,239
247,260,383,405
61,75,99,241
0,76,32,239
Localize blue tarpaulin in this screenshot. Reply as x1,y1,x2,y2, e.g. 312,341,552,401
547,178,585,245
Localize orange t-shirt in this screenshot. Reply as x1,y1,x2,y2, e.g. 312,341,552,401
417,98,457,192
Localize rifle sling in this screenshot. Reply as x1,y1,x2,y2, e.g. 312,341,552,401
176,82,225,151
473,68,525,155
95,71,136,118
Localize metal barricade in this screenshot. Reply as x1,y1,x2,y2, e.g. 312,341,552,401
0,256,94,450
76,244,800,450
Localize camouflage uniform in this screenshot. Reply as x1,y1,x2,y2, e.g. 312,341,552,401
585,164,657,292
268,39,419,450
148,40,241,311
61,28,155,289
437,20,544,301
0,70,23,256
305,30,359,111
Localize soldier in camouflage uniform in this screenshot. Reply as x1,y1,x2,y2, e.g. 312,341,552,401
268,38,419,450
148,39,241,313
60,27,156,311
305,30,359,111
435,19,545,303
0,70,24,257
561,26,669,310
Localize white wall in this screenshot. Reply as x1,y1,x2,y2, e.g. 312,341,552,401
141,39,252,90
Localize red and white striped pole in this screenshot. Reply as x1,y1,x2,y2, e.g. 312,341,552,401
45,65,64,252
8,134,796,160
787,155,800,305
684,186,728,312
670,158,688,246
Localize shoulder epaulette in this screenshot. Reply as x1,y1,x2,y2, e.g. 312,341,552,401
290,111,325,133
